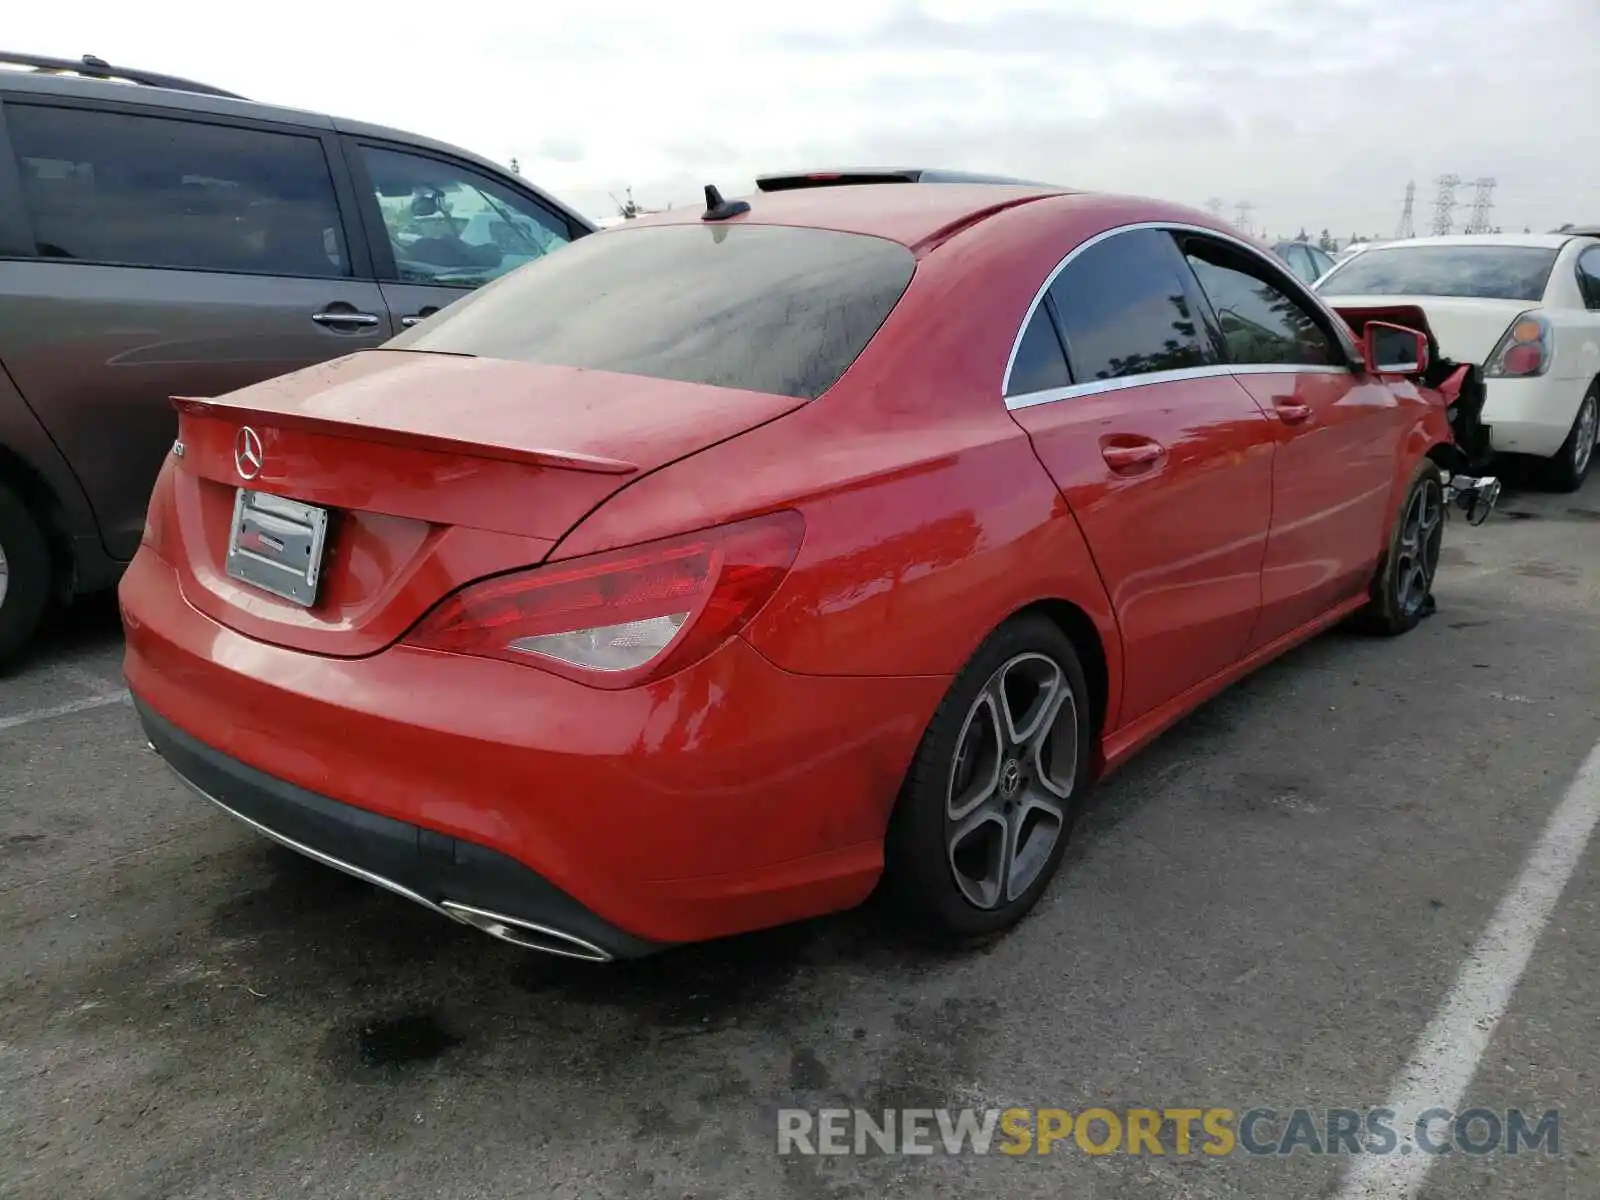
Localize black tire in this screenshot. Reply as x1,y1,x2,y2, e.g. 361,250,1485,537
0,481,52,671
882,614,1094,945
1357,461,1445,637
1539,383,1598,494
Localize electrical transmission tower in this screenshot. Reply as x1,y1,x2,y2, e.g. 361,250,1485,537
1205,198,1224,218
1463,177,1498,233
1395,181,1416,239
1233,200,1255,235
1430,174,1461,236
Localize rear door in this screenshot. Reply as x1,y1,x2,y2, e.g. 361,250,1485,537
342,138,585,331
1005,227,1276,724
0,98,389,560
1176,231,1397,650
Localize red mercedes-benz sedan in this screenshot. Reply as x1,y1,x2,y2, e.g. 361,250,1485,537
121,176,1488,962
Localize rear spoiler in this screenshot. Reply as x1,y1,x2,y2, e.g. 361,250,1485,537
171,396,640,476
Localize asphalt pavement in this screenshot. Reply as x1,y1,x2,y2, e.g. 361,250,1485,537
3,472,1599,1200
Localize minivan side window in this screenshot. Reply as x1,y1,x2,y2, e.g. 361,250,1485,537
6,104,351,278
1006,305,1072,397
1182,239,1340,367
358,145,574,288
1047,228,1212,383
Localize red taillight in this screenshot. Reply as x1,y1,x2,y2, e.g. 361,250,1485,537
1485,312,1551,378
403,510,805,687
140,453,178,559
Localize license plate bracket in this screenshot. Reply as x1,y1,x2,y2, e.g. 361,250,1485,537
224,489,330,607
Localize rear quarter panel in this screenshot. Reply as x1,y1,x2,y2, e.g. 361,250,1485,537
1543,310,1600,386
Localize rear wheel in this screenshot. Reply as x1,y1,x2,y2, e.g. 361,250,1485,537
0,481,51,670
1540,383,1598,493
1357,462,1444,637
883,615,1093,945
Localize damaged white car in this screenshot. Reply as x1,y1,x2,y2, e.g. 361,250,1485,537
1317,233,1600,491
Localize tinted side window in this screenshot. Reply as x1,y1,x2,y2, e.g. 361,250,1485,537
359,145,573,288
1577,247,1600,311
6,104,350,277
1047,228,1211,382
1282,245,1315,281
392,223,914,401
1006,306,1072,397
1183,241,1339,367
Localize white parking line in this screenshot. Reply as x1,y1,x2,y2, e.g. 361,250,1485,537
1336,738,1600,1199
0,692,130,732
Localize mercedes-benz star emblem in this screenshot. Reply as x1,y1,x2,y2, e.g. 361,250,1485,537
234,426,264,481
999,759,1023,798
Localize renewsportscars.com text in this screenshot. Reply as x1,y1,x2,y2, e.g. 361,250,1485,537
777,1106,1560,1157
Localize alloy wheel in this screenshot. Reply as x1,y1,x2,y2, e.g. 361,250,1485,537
945,652,1077,910
1574,392,1598,480
1394,476,1444,618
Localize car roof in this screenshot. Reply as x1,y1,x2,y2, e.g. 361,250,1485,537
611,181,1082,250
1358,233,1577,251
0,63,589,227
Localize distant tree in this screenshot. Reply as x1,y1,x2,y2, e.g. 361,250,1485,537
509,157,522,176
1318,228,1335,251
1524,226,1531,233
1295,226,1309,242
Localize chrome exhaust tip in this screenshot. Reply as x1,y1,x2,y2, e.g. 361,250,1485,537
440,901,613,962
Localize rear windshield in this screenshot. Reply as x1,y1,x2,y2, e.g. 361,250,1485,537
1317,245,1559,301
389,223,916,400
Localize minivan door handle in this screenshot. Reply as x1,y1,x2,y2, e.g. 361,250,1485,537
400,306,442,328
311,307,382,331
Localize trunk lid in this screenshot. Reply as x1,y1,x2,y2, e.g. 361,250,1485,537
165,349,803,656
1326,295,1532,365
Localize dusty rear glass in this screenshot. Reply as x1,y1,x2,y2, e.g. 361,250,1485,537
1317,245,1560,302
389,223,916,400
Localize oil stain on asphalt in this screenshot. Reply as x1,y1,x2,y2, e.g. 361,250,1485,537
341,1010,462,1077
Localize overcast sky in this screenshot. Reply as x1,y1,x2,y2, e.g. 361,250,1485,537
12,0,1598,238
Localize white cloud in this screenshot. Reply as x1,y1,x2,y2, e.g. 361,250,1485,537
8,0,1598,235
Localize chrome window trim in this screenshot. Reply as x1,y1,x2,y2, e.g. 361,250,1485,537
1001,219,1359,408
1006,363,1350,411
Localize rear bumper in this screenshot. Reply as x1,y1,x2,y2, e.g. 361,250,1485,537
138,700,654,960
1480,376,1584,458
120,548,943,949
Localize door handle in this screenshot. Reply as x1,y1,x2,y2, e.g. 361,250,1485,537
1100,441,1164,471
400,307,440,328
311,310,382,330
1274,401,1313,423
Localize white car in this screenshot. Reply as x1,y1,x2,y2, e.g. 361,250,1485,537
1317,233,1600,490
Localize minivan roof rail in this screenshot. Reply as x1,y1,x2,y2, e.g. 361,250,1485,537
0,51,246,100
